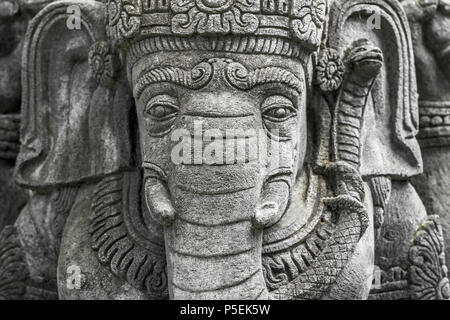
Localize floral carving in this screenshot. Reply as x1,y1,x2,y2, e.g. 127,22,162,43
315,48,345,92
408,215,450,300
171,0,259,35
88,41,121,87
290,0,327,50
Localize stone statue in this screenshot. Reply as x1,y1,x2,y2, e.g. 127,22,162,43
402,0,450,272
365,0,450,300
0,0,447,300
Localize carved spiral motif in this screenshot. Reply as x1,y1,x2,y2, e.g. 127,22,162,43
88,41,121,87
315,48,345,92
225,62,250,89
225,61,304,92
190,61,214,87
135,61,213,98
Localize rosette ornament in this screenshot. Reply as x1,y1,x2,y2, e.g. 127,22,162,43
315,48,345,92
88,41,121,88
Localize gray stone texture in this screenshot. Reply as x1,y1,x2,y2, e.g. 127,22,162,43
0,0,449,300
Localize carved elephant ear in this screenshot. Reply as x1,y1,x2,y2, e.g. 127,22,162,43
15,0,134,188
320,0,422,178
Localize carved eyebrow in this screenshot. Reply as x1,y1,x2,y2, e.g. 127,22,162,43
134,61,304,98
225,62,304,93
134,62,213,98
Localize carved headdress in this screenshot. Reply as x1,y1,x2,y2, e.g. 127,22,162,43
105,0,328,65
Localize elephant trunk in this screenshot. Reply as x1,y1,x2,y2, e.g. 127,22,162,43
145,159,285,299
165,218,269,299
168,162,270,299
143,107,293,299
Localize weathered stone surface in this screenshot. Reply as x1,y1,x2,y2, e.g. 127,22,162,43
369,181,427,299
402,0,450,271
0,0,44,233
0,0,448,301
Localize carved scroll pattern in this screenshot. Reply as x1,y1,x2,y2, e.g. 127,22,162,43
89,171,168,299
135,58,304,98
225,62,304,92
135,61,213,98
171,0,260,35
105,0,327,50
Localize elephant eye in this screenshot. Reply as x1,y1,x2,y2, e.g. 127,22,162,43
262,96,296,122
146,103,178,120
143,94,179,136
261,95,298,140
144,95,179,121
263,106,296,121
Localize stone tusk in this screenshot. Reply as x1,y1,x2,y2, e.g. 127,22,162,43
144,177,176,227
252,180,290,229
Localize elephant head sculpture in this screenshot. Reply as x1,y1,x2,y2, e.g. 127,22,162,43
5,0,423,299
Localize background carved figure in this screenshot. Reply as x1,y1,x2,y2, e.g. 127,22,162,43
0,0,52,236
402,0,450,271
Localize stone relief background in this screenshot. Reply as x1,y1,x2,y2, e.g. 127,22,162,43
0,0,448,300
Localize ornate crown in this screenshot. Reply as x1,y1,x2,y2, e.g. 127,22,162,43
105,0,328,52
